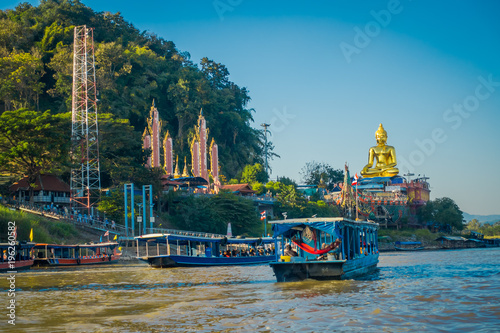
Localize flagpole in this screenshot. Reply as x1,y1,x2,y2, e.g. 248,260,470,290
355,180,358,220
264,215,267,237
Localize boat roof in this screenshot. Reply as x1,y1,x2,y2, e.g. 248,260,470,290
269,217,378,227
34,242,118,249
136,233,274,244
395,241,422,245
270,217,378,238
0,242,36,249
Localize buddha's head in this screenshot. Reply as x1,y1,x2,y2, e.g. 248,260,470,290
375,123,387,145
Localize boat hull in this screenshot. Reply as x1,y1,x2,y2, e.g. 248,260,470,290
143,254,275,268
270,254,379,282
394,246,424,251
0,259,34,272
34,254,121,267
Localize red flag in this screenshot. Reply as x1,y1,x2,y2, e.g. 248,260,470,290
260,211,266,220
352,173,359,186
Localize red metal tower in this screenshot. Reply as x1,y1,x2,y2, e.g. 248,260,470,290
70,25,101,214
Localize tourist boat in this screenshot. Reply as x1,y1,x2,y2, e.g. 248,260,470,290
0,242,35,272
33,242,121,266
269,217,379,282
135,233,275,267
394,241,424,251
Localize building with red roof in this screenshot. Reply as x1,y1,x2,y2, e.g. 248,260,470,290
10,174,71,205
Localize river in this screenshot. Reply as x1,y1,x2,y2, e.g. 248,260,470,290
1,247,499,332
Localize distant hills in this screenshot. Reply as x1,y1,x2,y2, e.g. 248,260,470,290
463,212,500,224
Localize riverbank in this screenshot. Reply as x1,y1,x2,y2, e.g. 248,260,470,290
0,204,102,244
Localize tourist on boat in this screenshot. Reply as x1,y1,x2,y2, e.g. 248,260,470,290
284,244,298,257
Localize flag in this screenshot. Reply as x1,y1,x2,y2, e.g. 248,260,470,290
104,230,109,237
260,211,266,221
13,226,17,240
113,234,117,241
29,228,33,242
352,173,359,186
99,235,102,243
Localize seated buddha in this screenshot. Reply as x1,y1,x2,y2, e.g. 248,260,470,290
361,124,399,178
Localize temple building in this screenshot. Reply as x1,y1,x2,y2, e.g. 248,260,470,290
143,101,162,169
143,104,219,192
327,124,430,228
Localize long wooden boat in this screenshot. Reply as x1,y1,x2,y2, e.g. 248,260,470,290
394,241,424,251
136,233,275,267
269,217,379,282
0,242,35,272
33,242,121,266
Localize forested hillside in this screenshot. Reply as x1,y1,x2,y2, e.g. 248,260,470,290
0,0,263,184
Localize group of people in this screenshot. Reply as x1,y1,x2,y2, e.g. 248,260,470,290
220,247,275,257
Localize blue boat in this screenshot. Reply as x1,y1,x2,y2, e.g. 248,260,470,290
135,233,275,267
394,241,424,251
269,217,380,282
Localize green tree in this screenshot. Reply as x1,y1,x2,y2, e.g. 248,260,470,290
418,197,464,231
241,163,268,184
300,161,343,191
97,189,124,223
0,109,70,202
466,218,481,231
0,0,266,185
0,50,45,110
169,192,261,236
98,113,147,187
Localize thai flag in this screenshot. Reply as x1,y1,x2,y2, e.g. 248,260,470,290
104,230,109,237
260,211,266,220
352,173,359,186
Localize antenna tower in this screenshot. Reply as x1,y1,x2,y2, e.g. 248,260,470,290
70,25,101,214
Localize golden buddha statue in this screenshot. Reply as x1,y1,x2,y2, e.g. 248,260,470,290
361,124,399,178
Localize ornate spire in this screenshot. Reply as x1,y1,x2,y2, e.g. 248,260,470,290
174,155,180,178
182,156,189,177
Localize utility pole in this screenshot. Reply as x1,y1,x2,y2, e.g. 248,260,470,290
70,25,101,217
260,123,271,178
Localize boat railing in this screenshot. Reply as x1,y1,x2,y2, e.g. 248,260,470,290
145,227,226,239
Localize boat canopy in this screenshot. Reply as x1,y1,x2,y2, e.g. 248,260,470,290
0,242,35,249
270,218,378,238
136,233,273,245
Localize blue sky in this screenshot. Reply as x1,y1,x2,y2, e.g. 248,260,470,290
3,1,500,215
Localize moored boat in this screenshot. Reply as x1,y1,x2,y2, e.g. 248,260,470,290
0,242,35,272
33,242,121,266
269,217,379,282
394,241,424,251
136,233,275,267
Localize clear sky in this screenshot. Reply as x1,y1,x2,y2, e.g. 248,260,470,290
3,1,500,215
